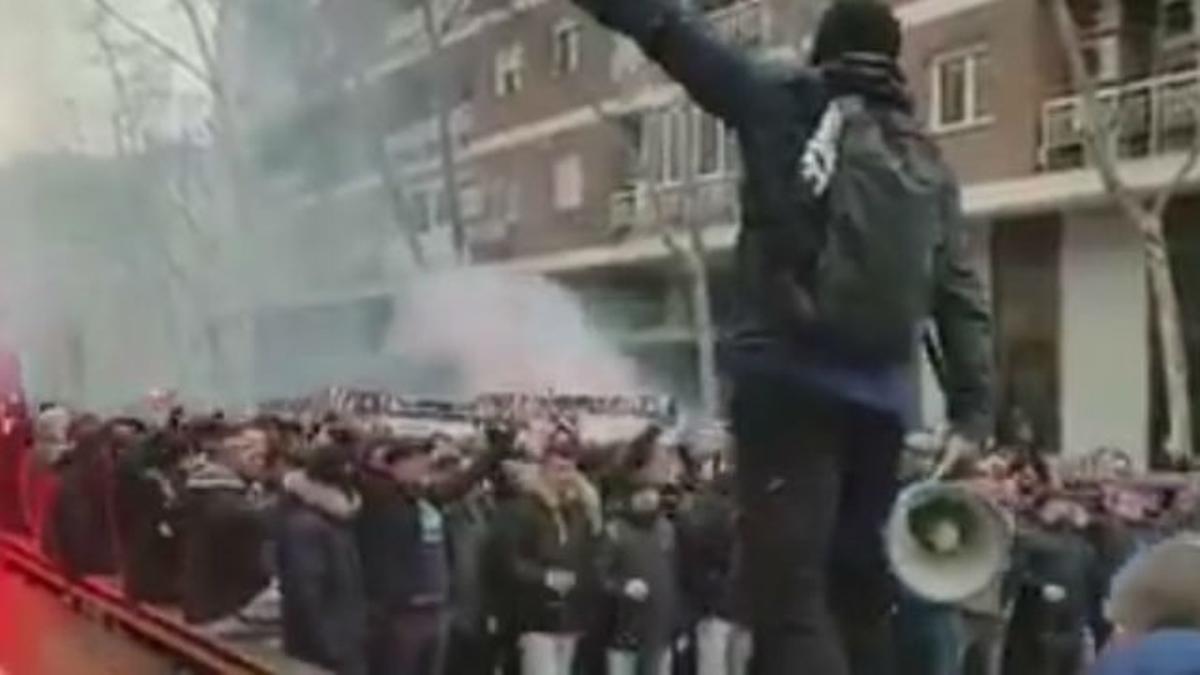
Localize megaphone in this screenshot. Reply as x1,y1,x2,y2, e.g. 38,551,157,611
885,481,1013,604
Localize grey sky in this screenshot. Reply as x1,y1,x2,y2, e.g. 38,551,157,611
0,0,206,160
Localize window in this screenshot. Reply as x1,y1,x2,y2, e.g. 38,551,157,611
1163,0,1196,39
488,180,522,222
494,43,525,97
658,106,688,184
553,154,584,211
931,46,994,132
459,181,484,220
695,110,723,176
724,121,741,175
411,191,432,233
993,214,1063,451
552,20,581,76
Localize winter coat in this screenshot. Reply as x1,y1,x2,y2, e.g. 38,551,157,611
356,474,450,615
277,471,367,675
444,492,493,634
571,0,993,440
49,436,117,579
600,513,683,652
179,459,272,624
675,482,737,620
112,436,184,604
503,470,601,635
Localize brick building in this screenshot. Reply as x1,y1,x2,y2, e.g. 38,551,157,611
230,0,1200,464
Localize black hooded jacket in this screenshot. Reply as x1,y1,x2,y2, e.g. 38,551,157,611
572,0,994,439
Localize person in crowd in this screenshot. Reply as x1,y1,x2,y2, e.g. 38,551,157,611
600,472,683,675
564,1,995,673
1105,533,1200,643
112,426,190,604
1092,629,1200,675
440,448,499,675
674,458,740,675
503,439,602,675
358,438,450,675
277,442,367,675
483,452,537,675
26,404,73,554
179,423,277,636
358,428,510,675
48,416,119,581
0,393,33,534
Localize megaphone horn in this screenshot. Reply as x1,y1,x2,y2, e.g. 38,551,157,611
885,481,1013,604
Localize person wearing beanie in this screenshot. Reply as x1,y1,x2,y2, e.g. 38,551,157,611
564,1,994,674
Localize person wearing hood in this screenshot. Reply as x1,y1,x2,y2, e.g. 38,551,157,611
179,424,277,634
565,1,994,673
357,429,509,675
277,442,367,675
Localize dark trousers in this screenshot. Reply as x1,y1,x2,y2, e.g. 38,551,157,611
732,375,902,675
368,607,445,675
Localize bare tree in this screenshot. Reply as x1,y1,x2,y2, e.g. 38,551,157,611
1050,0,1199,460
92,0,257,403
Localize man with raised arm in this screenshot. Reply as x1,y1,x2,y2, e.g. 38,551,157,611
565,1,994,673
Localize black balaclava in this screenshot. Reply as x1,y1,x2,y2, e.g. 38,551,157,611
811,0,902,66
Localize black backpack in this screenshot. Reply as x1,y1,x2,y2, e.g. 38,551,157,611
791,95,947,362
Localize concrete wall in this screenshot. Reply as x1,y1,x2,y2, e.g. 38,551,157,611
1060,207,1149,465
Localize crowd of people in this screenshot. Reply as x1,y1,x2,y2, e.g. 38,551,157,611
7,399,747,675
3,396,1200,675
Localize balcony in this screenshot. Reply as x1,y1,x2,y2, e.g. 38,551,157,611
609,174,740,233
1041,69,1200,171
383,104,474,170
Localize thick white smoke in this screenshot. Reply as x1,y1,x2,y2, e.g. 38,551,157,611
388,269,649,397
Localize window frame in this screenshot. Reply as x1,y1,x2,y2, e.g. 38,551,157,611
693,107,725,178
929,43,995,134
494,43,525,98
551,19,582,76
552,154,584,212
659,105,689,186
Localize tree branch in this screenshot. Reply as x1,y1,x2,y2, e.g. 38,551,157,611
439,0,474,35
174,0,219,85
94,0,212,89
1152,100,1200,218
1050,0,1143,219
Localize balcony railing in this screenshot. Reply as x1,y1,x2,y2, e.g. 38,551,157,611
1041,69,1200,171
383,104,474,168
609,174,740,233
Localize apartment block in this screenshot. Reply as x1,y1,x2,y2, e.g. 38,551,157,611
228,0,1200,463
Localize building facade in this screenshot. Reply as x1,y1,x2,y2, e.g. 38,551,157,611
233,0,1200,464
